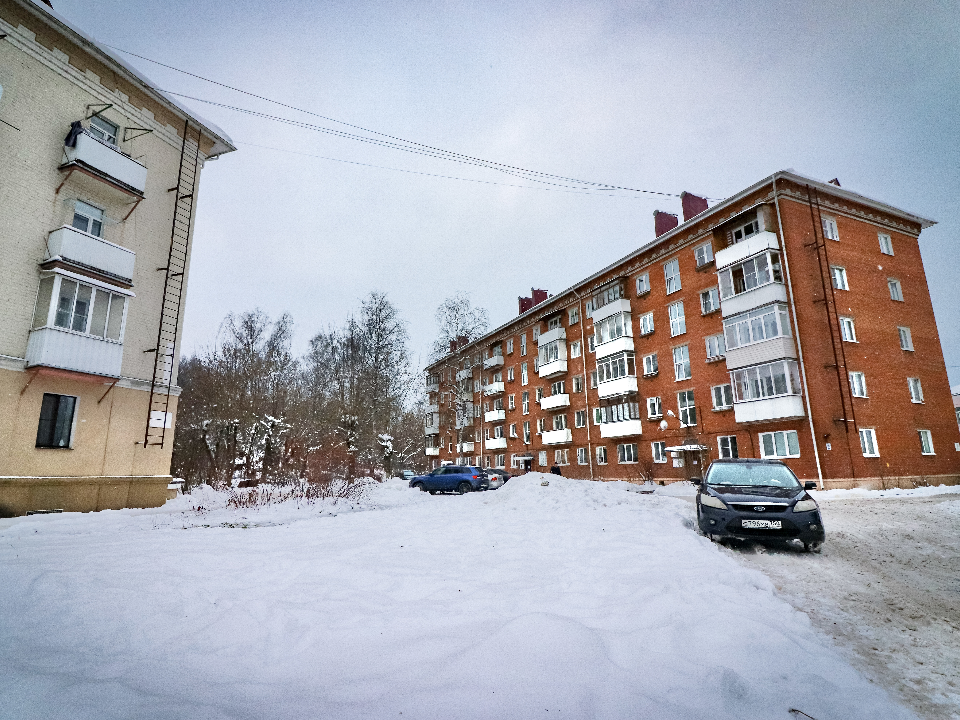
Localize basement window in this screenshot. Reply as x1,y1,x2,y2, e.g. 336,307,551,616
36,393,77,449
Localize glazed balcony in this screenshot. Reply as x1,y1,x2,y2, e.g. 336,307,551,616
591,298,631,323
457,442,475,453
482,355,504,370
62,129,147,196
539,394,570,411
542,428,572,445
733,395,805,423
484,409,506,423
26,326,123,378
537,327,566,346
485,437,508,450
715,231,779,270
537,359,567,379
424,424,440,435
482,382,504,396
599,420,643,439
425,447,440,456
595,335,634,360
46,226,136,284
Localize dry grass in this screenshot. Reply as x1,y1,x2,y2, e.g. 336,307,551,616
226,477,370,509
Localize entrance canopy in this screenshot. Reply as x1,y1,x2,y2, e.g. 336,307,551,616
663,444,709,452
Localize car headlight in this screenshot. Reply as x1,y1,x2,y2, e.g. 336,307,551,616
700,494,728,510
793,499,818,513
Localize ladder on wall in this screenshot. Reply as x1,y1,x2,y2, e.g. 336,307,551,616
144,119,201,448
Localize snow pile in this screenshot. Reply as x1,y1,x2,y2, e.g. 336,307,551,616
0,472,916,719
813,483,960,501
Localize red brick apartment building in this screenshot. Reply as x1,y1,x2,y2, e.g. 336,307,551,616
423,171,960,489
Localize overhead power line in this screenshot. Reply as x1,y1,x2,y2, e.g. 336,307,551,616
106,43,708,200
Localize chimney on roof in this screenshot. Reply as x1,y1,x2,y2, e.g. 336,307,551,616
680,192,709,222
449,335,469,354
532,288,548,305
518,288,549,315
828,178,841,187
654,210,679,238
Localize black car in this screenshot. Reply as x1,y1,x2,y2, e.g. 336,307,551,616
694,458,825,553
409,466,490,494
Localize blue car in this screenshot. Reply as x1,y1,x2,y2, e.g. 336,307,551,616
694,458,825,553
410,466,489,494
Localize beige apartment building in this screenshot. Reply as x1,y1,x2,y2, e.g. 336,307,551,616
0,0,235,515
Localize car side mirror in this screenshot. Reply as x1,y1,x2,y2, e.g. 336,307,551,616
804,481,817,491
690,477,702,486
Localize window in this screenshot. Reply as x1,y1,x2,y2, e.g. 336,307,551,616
859,428,879,457
830,266,848,291
595,312,631,347
88,115,119,146
598,402,640,424
551,380,565,396
638,311,654,335
821,216,839,241
532,326,541,340
839,317,857,342
570,341,581,358
678,390,696,427
507,366,515,382
672,345,691,381
700,287,719,315
587,335,595,353
36,393,77,448
521,334,527,356
554,449,570,465
590,371,598,388
642,353,658,376
704,334,725,361
849,372,867,398
474,380,481,393
723,304,791,350
596,446,608,464
537,418,546,433
694,242,714,267
547,316,562,331
572,375,583,393
536,387,543,402
908,377,924,403
635,272,650,295
506,338,514,354
553,414,567,431
668,301,686,336
898,326,913,351
569,307,580,325
493,425,504,439
878,233,894,255
522,391,530,414
538,340,564,367
760,430,800,458
592,282,625,311
731,360,802,402
508,394,515,409
509,423,518,438
918,429,934,455
646,396,662,419
596,351,636,383
41,276,127,340
888,279,904,302
575,410,587,428
617,443,638,463
577,447,588,465
475,405,481,417
718,435,738,459
538,450,548,466
652,441,667,463
495,454,506,468
719,252,784,301
664,258,681,294
731,218,759,244
711,384,733,410
71,201,104,237
593,408,602,425
521,363,528,385
523,421,531,443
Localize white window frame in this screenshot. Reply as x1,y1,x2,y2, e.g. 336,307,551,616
664,258,681,294
908,377,924,404
646,396,662,419
723,304,791,351
596,446,607,465
704,334,725,361
878,233,894,255
555,449,569,466
711,384,733,410
830,266,849,291
859,428,879,457
635,272,650,295
888,278,904,302
506,338,514,354
700,287,719,315
918,429,934,455
717,435,738,459
642,353,658,376
507,366,515,381
570,341,581,358
88,115,119,146
617,443,638,464
523,421,531,443
521,363,528,385
569,307,580,325
522,391,530,414
520,334,527,356
821,216,839,241
508,394,515,409
668,301,686,336
638,311,654,336
574,410,586,428
71,200,105,238
677,390,696,427
898,326,914,351
672,345,691,381
849,371,867,398
572,375,583,393
759,430,800,458
731,218,759,244
840,316,857,342
577,447,588,465
652,441,667,463
694,242,714,268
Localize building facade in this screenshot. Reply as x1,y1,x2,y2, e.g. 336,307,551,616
0,0,235,515
425,172,960,489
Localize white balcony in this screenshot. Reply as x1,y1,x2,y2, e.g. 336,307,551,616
715,231,780,270
426,404,439,414
591,298,631,323
425,447,440,456
63,130,147,195
720,282,789,318
456,368,473,381
485,409,506,423
485,437,508,450
599,420,643,439
542,428,572,445
46,226,136,283
425,425,440,435
539,394,570,410
595,335,635,360
482,355,504,370
725,336,798,371
457,442,475,453
537,327,566,345
482,382,504,396
733,395,805,423
426,381,439,392
597,376,638,399
538,359,567,378
26,326,123,378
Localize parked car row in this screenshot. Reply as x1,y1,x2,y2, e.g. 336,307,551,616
407,466,513,494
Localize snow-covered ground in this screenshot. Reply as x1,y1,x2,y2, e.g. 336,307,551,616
0,473,920,719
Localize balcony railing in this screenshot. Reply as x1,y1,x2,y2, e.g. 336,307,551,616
539,394,570,410
484,409,506,423
597,376,638,399
62,129,147,195
542,428,572,445
424,425,440,435
482,382,504,396
715,231,780,270
537,327,566,346
733,395,805,423
591,298,631,323
425,447,440,456
537,359,567,378
595,335,634,360
26,326,123,378
599,419,643,439
457,442,475,453
485,437,508,450
456,368,473,381
482,355,504,370
46,226,136,284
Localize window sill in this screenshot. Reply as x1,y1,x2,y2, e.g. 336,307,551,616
706,356,725,363
700,308,720,316
712,406,732,412
695,260,716,272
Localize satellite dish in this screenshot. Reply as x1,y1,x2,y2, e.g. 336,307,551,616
666,410,676,417
659,420,668,431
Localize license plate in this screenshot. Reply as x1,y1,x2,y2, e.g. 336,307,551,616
742,519,782,529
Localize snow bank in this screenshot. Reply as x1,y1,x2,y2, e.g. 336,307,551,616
813,483,960,501
0,472,915,719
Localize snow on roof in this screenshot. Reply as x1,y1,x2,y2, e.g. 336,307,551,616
23,0,236,157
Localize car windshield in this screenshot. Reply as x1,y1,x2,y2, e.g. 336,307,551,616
707,463,800,488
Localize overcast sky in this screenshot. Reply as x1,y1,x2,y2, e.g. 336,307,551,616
54,0,960,384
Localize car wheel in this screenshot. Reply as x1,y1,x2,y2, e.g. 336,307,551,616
804,541,823,554
428,490,436,495
457,482,472,495
413,482,427,492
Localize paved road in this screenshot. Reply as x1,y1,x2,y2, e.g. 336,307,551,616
705,493,960,720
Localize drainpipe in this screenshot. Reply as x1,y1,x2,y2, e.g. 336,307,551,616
772,177,825,489
570,288,594,480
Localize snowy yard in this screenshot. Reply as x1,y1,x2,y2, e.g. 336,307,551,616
0,474,940,719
